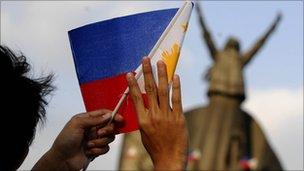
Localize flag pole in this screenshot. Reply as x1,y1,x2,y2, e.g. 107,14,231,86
108,69,143,123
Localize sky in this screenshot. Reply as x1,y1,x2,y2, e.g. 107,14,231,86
0,1,303,170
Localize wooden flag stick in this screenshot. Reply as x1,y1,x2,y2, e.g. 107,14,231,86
108,69,143,123
108,87,129,123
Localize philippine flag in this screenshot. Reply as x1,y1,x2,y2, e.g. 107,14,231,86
68,2,193,133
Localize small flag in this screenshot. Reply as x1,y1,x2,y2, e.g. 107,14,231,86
188,149,201,162
68,2,193,133
239,156,258,171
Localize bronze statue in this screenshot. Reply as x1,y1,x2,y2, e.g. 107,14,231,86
119,4,282,170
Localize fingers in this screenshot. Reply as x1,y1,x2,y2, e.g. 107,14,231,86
113,113,124,123
87,109,112,117
171,75,183,114
96,124,115,137
126,72,147,123
87,135,115,149
86,110,123,125
142,57,158,110
157,61,169,113
88,126,99,140
87,113,123,140
85,145,110,157
85,126,115,157
71,112,112,129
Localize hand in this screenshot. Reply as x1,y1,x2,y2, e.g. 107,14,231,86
33,109,123,171
126,57,188,170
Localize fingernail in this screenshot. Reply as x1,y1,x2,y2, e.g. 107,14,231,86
157,61,166,70
142,57,150,64
157,60,161,66
103,113,112,120
88,142,94,147
157,60,164,65
126,72,133,80
115,114,123,121
98,129,106,136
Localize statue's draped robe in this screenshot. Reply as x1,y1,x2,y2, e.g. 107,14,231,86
185,96,282,170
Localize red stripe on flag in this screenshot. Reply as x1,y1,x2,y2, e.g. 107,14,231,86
80,73,142,133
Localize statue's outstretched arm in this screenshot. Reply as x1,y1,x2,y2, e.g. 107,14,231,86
241,13,282,66
196,3,217,60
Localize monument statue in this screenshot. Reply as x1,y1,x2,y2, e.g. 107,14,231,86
119,4,282,170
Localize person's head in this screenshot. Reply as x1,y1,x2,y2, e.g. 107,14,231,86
224,37,240,52
0,45,54,170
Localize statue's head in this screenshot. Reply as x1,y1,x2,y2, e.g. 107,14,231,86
225,37,240,52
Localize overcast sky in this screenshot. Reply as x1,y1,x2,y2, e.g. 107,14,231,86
1,1,303,170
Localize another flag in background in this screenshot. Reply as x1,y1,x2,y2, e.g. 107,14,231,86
69,2,193,133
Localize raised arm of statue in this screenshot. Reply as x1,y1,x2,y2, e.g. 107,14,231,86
196,4,217,60
241,13,282,66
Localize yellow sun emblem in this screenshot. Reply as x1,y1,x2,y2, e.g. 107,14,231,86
161,43,181,80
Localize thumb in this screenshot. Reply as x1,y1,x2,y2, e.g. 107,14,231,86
74,112,112,129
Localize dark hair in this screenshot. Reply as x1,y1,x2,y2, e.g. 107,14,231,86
0,45,54,170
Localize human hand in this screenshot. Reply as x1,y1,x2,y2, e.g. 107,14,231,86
33,109,123,171
126,57,188,170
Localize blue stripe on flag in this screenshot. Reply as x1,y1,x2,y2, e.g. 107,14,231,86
69,8,178,84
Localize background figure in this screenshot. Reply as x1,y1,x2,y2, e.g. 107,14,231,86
119,4,282,171
185,4,282,170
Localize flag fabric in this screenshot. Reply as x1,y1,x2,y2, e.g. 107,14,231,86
68,2,193,133
136,2,193,92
